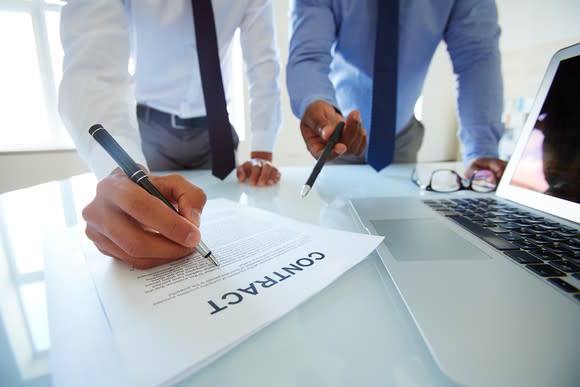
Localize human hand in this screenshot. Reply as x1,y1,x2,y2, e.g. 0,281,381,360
464,157,507,181
82,168,207,269
236,151,281,186
300,100,367,161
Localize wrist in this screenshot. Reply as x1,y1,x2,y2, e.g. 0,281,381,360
250,151,273,162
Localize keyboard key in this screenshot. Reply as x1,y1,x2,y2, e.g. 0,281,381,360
532,223,560,231
526,264,565,277
547,278,579,293
485,225,510,234
539,234,567,243
514,240,543,250
505,250,542,264
447,215,518,250
529,250,562,261
499,233,525,242
524,236,553,245
551,261,580,273
545,247,569,257
559,242,580,256
502,223,526,231
552,229,579,238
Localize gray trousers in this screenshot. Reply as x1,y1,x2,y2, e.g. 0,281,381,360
137,112,239,171
331,116,425,164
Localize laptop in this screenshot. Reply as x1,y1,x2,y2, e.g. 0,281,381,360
349,43,580,387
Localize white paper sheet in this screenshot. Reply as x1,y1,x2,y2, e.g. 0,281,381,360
85,199,383,386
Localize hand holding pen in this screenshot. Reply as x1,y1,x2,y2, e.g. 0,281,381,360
299,100,367,197
299,100,366,160
82,124,217,270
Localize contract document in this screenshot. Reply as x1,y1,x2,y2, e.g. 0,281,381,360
85,199,383,386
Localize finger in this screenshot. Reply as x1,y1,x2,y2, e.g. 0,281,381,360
248,162,262,186
332,143,347,157
320,120,342,141
257,162,273,186
84,203,197,259
307,140,328,159
86,226,182,269
488,159,507,177
301,101,344,156
236,164,247,183
464,158,506,179
352,130,367,156
150,174,207,225
302,101,341,134
464,163,479,179
300,121,327,158
268,169,281,185
96,178,201,249
350,112,367,156
264,166,281,185
342,110,366,155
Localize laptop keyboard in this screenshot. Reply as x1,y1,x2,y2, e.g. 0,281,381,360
423,198,580,302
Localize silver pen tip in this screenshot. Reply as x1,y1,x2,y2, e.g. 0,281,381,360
207,253,219,266
300,185,311,198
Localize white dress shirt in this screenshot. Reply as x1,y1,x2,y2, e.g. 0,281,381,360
59,0,281,179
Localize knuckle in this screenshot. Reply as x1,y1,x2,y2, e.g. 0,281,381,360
126,196,150,217
85,225,98,241
169,173,186,184
82,204,94,222
94,179,109,196
120,239,145,258
195,188,207,206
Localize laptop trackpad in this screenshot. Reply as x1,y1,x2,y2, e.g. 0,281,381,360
370,218,491,261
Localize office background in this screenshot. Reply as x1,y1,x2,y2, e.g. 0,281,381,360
0,0,579,194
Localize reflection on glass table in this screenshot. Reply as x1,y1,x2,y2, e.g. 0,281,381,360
0,174,94,386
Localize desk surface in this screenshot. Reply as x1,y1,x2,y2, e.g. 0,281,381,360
0,163,457,386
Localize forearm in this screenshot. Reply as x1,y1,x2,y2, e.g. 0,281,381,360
446,0,505,162
239,0,282,154
287,0,338,119
59,0,147,179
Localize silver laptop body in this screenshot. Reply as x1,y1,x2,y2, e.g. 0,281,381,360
349,44,580,387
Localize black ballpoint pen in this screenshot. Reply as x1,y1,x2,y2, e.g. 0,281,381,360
88,124,218,266
300,121,346,198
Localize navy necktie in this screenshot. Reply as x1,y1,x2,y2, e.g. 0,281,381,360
367,0,399,171
192,0,236,179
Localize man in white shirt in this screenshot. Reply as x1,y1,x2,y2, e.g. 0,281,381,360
59,0,282,268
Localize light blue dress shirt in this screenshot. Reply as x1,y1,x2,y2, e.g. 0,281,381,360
287,0,505,162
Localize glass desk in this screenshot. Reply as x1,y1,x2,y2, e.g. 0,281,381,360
0,164,453,386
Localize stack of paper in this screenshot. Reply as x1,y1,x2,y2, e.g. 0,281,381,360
84,199,383,386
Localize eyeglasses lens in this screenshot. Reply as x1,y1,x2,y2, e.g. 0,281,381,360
430,170,461,192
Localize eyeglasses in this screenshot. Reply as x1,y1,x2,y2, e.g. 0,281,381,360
411,168,497,193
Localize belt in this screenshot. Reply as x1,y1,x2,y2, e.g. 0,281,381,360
137,104,208,129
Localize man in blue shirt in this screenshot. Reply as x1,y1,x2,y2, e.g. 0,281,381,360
287,0,507,178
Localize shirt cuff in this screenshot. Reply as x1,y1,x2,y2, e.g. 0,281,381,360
461,141,501,165
460,123,504,164
250,130,278,154
297,94,338,120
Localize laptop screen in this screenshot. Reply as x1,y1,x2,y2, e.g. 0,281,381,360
507,55,580,205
